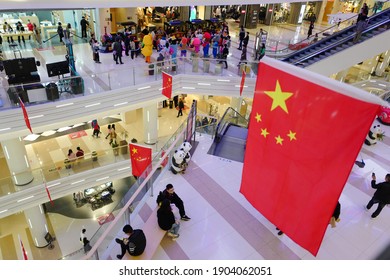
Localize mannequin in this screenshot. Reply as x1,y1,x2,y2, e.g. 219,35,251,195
137,7,145,30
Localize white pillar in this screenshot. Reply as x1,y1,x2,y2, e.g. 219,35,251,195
1,137,34,186
24,205,50,247
143,103,158,145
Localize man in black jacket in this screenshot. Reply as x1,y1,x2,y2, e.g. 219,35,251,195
157,184,191,221
80,16,89,38
115,224,146,259
366,173,390,219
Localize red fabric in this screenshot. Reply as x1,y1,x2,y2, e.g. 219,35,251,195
162,72,173,99
240,69,246,96
129,143,152,177
19,97,32,134
20,239,28,260
240,61,380,256
45,182,54,206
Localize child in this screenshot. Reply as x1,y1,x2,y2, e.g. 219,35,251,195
179,37,188,59
212,39,218,59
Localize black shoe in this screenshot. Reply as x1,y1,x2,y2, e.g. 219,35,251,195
120,62,124,64
116,254,123,259
277,230,284,236
116,62,119,64
181,215,191,221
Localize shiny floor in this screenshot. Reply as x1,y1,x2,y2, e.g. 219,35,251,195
0,19,389,260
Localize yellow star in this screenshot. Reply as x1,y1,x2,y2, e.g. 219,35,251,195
264,80,293,113
260,128,269,138
255,113,262,123
287,130,297,141
131,147,138,154
275,135,284,145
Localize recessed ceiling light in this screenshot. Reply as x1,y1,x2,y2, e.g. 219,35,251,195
23,134,40,141
41,130,57,136
57,126,72,132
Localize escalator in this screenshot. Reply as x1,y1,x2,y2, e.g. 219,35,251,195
281,8,390,75
208,107,249,162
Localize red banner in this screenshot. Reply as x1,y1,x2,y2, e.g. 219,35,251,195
45,182,54,206
19,97,32,134
129,144,152,177
162,71,173,99
240,58,380,256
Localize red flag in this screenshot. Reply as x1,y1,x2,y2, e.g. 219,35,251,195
240,69,246,96
19,97,32,134
19,236,28,260
162,71,173,99
240,58,381,256
45,181,54,206
129,143,152,177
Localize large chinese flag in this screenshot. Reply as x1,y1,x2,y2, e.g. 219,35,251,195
162,71,173,99
240,57,382,256
129,143,152,177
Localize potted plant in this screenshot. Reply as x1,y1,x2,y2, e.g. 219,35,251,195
148,64,154,75
111,140,119,156
92,151,98,161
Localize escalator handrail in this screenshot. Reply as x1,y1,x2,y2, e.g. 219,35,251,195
272,7,389,56
215,107,249,141
288,14,390,66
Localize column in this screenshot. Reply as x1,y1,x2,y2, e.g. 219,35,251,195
24,205,50,247
143,103,158,145
120,110,137,125
1,137,34,186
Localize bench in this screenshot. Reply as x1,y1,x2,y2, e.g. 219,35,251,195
122,207,167,260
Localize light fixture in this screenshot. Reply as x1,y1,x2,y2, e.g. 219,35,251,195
23,134,40,141
57,126,72,132
72,123,86,128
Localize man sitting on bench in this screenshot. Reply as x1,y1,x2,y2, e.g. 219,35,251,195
156,184,191,221
115,224,146,259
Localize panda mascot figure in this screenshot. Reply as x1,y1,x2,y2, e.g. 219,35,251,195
179,141,192,166
171,149,186,174
364,125,383,146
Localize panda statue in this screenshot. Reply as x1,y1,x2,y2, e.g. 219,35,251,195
364,125,383,146
179,141,192,165
171,149,186,174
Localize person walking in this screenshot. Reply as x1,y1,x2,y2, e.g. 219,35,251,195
221,44,229,69
307,22,314,39
115,224,146,259
80,16,89,38
366,173,390,219
113,37,124,64
177,98,184,117
238,26,245,50
57,22,64,43
243,32,249,48
80,228,91,253
157,199,181,240
89,34,101,63
156,184,191,221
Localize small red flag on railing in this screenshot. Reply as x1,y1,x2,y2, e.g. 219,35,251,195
240,69,246,96
19,97,33,134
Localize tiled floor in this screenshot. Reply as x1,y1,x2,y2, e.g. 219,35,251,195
0,19,389,260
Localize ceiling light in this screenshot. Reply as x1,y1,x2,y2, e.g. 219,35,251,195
23,134,40,141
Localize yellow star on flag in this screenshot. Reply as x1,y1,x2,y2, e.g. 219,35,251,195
287,130,297,141
264,80,293,113
275,135,284,145
131,147,138,154
260,128,269,138
255,113,262,122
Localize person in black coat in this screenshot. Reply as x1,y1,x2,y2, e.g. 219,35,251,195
80,16,89,38
366,173,390,218
115,224,146,259
113,37,124,64
157,199,180,239
177,98,184,117
156,184,191,221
